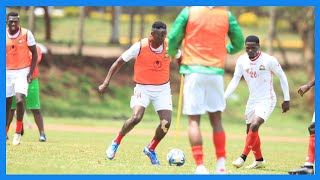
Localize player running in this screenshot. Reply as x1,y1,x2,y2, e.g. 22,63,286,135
224,35,290,169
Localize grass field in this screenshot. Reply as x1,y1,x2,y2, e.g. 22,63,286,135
6,66,314,175
6,105,312,174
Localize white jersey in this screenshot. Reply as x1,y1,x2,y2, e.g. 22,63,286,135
225,52,290,102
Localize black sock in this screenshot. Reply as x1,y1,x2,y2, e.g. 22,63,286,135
240,154,247,161
256,158,264,161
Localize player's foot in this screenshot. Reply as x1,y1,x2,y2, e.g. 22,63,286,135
12,133,21,146
245,160,266,169
6,135,8,141
288,166,314,175
143,146,160,165
232,157,245,168
21,124,24,136
39,134,46,142
195,165,209,174
215,157,227,174
106,142,119,160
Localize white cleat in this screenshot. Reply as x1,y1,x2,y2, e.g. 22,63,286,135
215,167,227,174
215,157,227,174
195,165,210,174
232,157,245,168
12,133,21,146
245,160,266,169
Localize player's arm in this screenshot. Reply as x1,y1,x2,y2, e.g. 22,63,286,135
226,11,244,55
298,79,315,97
27,30,38,83
271,57,290,113
224,59,242,99
167,7,189,57
98,42,140,95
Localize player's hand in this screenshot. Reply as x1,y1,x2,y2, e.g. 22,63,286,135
98,83,108,95
27,73,33,83
282,101,290,113
298,85,310,97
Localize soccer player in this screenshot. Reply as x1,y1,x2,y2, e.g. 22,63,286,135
98,21,181,165
6,12,38,145
7,44,48,142
168,6,244,174
288,79,315,175
224,35,290,169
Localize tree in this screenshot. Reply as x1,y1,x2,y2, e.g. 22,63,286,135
76,6,85,56
28,6,35,33
110,6,121,44
43,6,51,41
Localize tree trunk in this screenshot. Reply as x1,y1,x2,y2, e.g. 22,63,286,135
77,6,85,56
110,6,120,44
140,10,145,39
43,6,51,41
129,9,134,45
28,6,35,33
268,6,276,55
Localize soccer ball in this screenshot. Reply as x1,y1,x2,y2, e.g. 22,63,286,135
166,148,186,166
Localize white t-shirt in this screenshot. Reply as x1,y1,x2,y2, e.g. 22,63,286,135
7,28,36,46
121,41,181,62
225,52,290,102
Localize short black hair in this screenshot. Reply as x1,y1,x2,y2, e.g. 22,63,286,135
152,21,167,30
245,35,259,44
7,12,19,20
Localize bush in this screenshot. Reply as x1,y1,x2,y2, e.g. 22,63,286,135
238,12,258,27
63,7,80,17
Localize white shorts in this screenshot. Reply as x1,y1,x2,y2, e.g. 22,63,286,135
312,112,315,123
245,100,276,124
130,82,172,112
6,67,30,98
183,73,226,115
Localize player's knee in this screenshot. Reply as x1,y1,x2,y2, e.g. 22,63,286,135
250,123,260,132
161,119,170,133
131,114,143,125
15,98,24,106
308,123,315,135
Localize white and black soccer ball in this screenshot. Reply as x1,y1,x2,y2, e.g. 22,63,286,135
166,148,186,166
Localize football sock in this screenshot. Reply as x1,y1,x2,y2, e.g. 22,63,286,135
192,146,204,166
213,132,226,159
242,131,258,155
6,126,8,136
240,154,247,161
147,138,160,150
306,134,315,164
113,133,124,144
252,135,263,160
15,120,23,134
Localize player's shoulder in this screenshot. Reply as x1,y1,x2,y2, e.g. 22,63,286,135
236,53,248,62
261,52,278,63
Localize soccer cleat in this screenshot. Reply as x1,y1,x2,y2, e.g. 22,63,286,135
195,165,210,174
6,135,8,141
39,134,46,142
143,146,160,165
12,133,21,146
245,160,266,169
288,166,314,175
106,142,119,160
215,167,226,174
232,157,245,168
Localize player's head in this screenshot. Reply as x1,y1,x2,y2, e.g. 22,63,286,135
151,21,167,44
245,35,260,59
6,12,20,32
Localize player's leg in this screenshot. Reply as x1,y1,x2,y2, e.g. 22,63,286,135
183,74,209,173
288,115,315,175
11,68,29,145
106,85,150,160
26,78,46,141
206,74,226,174
6,97,13,140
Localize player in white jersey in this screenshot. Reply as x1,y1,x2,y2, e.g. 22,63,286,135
224,35,290,169
288,79,315,175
